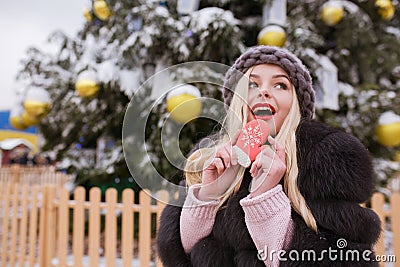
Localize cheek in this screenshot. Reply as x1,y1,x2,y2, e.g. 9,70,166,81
247,89,257,101
278,92,293,111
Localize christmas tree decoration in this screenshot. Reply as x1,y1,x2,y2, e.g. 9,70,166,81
257,25,287,47
259,0,287,47
395,151,400,161
375,111,400,147
14,0,400,192
375,0,395,20
306,49,339,110
262,0,287,27
166,84,202,124
21,112,39,127
75,70,100,98
126,14,143,33
9,115,27,130
320,1,344,26
177,0,200,15
9,106,28,130
93,0,111,21
23,87,51,119
83,7,93,22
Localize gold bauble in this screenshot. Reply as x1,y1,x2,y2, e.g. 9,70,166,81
9,115,28,130
23,100,51,119
321,3,344,26
394,151,400,161
166,94,202,124
375,0,395,20
257,25,286,47
75,79,100,98
21,112,39,127
83,8,93,22
375,122,400,147
93,0,111,21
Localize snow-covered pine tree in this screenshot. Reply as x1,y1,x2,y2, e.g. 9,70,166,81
15,0,400,193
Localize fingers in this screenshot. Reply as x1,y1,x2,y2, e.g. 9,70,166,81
215,145,231,168
267,136,286,161
250,137,286,177
230,131,241,146
212,158,225,176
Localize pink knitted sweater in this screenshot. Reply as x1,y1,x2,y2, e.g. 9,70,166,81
180,184,294,267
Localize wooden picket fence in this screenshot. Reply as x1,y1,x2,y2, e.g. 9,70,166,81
0,182,399,266
372,192,400,266
0,183,169,267
0,165,75,186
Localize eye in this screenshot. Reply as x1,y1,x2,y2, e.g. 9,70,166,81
274,82,288,90
249,81,259,89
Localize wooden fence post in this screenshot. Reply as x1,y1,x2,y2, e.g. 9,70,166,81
9,183,20,266
105,188,118,267
17,185,29,266
73,187,86,267
371,193,386,267
57,187,70,267
122,188,134,267
0,183,12,267
38,185,57,267
139,190,151,267
10,164,20,183
28,186,40,266
89,187,101,267
47,186,58,266
390,192,400,267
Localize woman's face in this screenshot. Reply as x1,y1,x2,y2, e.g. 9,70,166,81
246,64,294,134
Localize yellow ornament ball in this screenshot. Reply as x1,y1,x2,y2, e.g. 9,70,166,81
375,0,395,20
394,151,400,161
375,122,400,147
9,115,28,130
21,112,39,127
75,79,100,98
257,25,286,47
93,0,111,21
166,85,202,124
83,7,93,22
23,100,51,119
320,1,344,26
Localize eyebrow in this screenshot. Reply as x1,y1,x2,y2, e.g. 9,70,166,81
250,73,290,82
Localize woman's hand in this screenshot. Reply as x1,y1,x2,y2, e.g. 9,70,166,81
249,136,286,197
197,134,240,201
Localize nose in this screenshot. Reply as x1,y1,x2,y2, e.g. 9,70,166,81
258,87,271,99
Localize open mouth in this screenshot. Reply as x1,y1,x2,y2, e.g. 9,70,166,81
251,103,276,119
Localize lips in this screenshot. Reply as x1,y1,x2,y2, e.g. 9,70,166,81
251,103,276,120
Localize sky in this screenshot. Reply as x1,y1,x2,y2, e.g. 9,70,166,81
0,0,85,111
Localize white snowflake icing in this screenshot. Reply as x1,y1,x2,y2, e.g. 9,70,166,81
242,125,264,148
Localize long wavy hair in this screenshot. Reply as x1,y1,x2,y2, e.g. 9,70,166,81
184,67,318,231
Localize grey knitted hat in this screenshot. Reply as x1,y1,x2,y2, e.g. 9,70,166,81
223,46,315,119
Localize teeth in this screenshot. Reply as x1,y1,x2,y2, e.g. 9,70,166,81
253,107,274,116
254,107,272,112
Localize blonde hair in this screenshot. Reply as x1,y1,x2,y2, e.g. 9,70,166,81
184,67,318,231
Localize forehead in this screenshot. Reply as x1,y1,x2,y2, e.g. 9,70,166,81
250,64,289,78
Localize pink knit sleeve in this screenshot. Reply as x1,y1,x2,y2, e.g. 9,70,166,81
240,184,294,267
180,184,221,253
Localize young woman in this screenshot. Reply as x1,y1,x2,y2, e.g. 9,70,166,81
157,46,381,266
